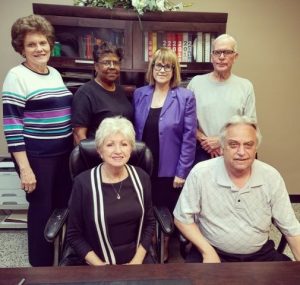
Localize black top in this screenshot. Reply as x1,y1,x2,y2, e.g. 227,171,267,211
142,107,162,177
72,79,133,138
66,166,155,264
102,177,142,261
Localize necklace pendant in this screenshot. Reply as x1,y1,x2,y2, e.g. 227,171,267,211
117,194,121,200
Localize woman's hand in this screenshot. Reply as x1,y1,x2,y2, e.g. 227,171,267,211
20,166,37,194
13,151,37,194
125,245,146,265
173,176,185,189
85,251,107,266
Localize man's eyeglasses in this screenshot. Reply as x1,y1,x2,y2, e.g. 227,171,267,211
153,63,174,72
211,50,235,57
98,60,121,67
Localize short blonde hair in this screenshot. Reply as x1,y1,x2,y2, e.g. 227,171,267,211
146,47,181,88
95,116,136,150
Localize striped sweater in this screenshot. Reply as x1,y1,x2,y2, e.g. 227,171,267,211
2,64,73,156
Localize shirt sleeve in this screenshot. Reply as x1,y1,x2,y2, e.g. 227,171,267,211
173,166,202,224
66,176,93,259
176,90,197,179
71,85,92,128
244,81,257,122
271,174,300,237
2,71,26,152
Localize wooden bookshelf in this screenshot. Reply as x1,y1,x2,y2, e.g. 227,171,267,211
33,3,227,88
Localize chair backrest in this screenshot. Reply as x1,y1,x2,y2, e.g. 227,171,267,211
69,139,153,179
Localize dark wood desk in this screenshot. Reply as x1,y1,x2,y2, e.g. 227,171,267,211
1,262,300,285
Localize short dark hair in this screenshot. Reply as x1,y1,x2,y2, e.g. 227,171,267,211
11,14,55,55
93,41,123,63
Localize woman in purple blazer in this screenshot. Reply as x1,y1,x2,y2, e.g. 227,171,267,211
133,47,197,261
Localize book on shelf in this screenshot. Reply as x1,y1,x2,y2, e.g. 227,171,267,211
176,33,183,62
204,32,211,62
192,32,203,62
187,33,193,62
144,31,149,61
148,31,154,60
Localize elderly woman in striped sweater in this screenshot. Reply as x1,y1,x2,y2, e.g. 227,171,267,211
2,14,73,267
66,117,155,265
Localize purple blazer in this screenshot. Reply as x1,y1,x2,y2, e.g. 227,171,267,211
133,85,197,179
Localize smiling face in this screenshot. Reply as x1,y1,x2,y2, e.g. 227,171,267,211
98,132,132,169
222,124,257,177
95,53,121,85
211,38,238,75
152,59,173,86
23,32,51,71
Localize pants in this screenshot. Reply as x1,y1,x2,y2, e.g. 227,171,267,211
186,240,291,262
14,153,72,266
193,142,211,165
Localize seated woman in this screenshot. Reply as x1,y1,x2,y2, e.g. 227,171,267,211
66,116,155,265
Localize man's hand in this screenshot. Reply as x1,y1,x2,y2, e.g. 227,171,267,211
202,251,221,263
173,176,185,189
201,136,221,155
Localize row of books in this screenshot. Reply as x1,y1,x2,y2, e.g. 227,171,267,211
144,32,217,63
78,31,124,59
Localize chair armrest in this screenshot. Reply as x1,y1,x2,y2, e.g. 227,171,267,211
153,206,174,235
277,235,288,253
44,208,69,243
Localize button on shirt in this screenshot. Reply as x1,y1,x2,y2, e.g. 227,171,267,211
174,157,300,254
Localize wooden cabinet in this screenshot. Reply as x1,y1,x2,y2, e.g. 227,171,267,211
33,3,227,89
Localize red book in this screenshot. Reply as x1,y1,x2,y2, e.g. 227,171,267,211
176,33,183,62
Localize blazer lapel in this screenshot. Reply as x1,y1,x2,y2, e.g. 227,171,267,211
160,89,176,117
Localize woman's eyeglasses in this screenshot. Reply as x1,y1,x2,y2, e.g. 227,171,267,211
153,63,174,72
98,60,121,67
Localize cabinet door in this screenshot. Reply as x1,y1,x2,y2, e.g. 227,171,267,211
44,15,133,70
133,21,226,73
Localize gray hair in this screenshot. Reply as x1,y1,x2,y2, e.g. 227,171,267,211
95,116,136,150
213,34,238,52
219,115,262,148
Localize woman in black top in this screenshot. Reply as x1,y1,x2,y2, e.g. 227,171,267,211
67,116,155,265
72,42,133,144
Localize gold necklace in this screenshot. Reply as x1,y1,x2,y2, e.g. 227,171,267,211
111,181,123,200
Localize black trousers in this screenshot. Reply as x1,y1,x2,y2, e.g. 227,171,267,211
13,153,72,266
186,240,291,262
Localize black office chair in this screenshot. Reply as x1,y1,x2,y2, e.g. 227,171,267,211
44,139,174,265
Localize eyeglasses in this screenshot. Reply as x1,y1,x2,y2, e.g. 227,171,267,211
211,50,235,57
153,63,174,72
98,60,121,67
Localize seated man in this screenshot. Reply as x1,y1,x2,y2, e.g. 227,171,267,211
174,115,300,262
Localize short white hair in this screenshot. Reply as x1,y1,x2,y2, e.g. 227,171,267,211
219,115,262,148
95,116,135,149
213,34,238,52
